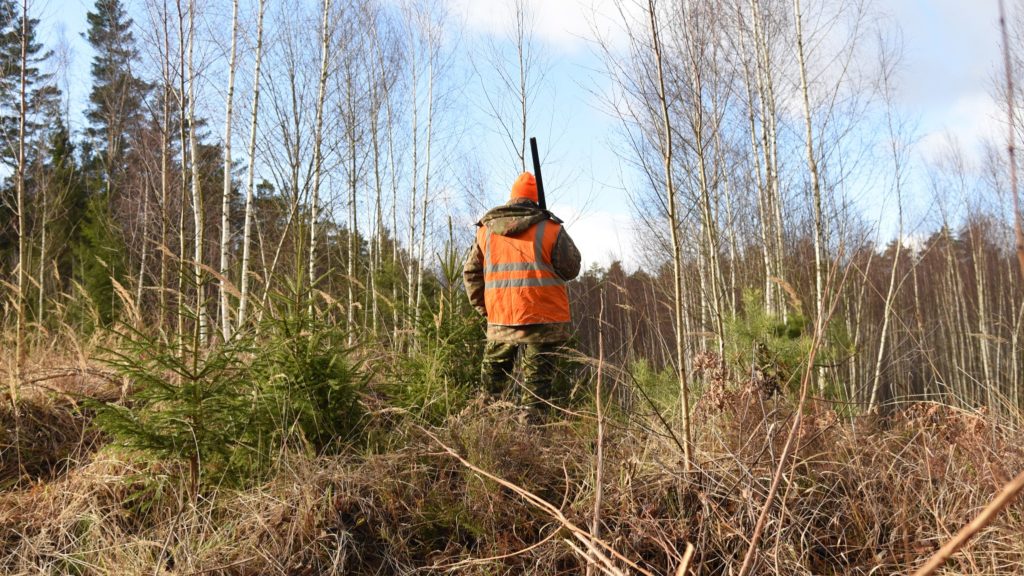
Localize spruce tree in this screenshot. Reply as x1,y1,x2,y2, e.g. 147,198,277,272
0,0,62,309
0,2,59,168
42,118,88,291
84,0,148,179
74,0,148,327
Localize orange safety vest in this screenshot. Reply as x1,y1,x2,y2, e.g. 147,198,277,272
478,219,571,325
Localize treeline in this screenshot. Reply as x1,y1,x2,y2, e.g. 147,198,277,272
1,0,465,373
574,0,1024,430
1,0,1023,428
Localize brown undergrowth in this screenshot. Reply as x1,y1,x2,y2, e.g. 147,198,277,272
2,357,1024,575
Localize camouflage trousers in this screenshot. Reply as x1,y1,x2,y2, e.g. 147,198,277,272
480,340,568,404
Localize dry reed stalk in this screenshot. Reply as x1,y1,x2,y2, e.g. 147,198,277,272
676,542,695,575
421,427,654,576
589,289,607,576
737,256,847,576
911,468,1024,576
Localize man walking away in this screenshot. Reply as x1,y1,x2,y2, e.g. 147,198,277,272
463,172,582,407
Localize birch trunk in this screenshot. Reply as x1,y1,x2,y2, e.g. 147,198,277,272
999,0,1024,282
37,173,47,328
347,73,358,340
159,1,171,334
414,61,434,332
648,0,691,469
308,0,333,313
187,0,206,343
867,202,902,412
793,0,827,394
219,0,239,340
683,3,724,352
176,0,189,340
237,0,265,330
750,0,785,318
385,81,400,342
136,183,149,320
406,47,420,327
868,63,906,411
369,90,382,334
12,0,28,403
793,0,825,317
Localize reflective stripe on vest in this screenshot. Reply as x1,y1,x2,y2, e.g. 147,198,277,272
479,219,571,325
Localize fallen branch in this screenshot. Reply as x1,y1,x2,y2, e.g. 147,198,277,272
420,427,660,576
911,468,1024,576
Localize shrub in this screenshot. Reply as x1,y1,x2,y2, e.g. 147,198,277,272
250,291,367,456
93,317,257,495
722,290,812,396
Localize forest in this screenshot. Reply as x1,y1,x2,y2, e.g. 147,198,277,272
2,0,1024,574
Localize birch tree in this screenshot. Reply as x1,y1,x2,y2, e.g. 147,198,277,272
237,0,265,330
868,40,907,412
219,0,239,340
647,0,692,469
12,0,28,403
185,0,206,342
308,0,333,311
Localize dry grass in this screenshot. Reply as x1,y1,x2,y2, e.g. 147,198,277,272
2,355,1024,575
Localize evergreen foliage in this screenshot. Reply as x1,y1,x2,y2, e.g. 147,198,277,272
251,287,368,456
84,0,148,168
383,231,479,424
93,284,368,492
71,190,125,328
722,290,812,395
39,119,89,290
93,315,258,494
0,0,62,279
0,1,61,168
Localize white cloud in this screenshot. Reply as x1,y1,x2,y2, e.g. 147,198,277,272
442,0,630,53
917,91,1002,164
551,202,636,270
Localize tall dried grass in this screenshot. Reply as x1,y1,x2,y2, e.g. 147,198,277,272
2,349,1024,575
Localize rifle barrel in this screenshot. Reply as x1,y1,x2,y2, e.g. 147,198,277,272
529,137,547,211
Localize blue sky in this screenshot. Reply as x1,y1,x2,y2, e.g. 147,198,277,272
44,0,1011,268
451,0,1011,264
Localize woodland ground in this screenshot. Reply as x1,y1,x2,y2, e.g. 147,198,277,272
2,350,1024,576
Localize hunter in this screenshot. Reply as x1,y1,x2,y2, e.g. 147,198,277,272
463,172,582,406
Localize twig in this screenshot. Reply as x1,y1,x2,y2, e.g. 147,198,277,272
737,254,848,576
431,527,561,572
589,289,608,576
420,426,655,576
676,541,695,575
911,468,1024,576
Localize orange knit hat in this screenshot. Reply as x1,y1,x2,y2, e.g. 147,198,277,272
510,172,538,202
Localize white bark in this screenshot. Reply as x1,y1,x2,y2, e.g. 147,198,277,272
187,0,206,343
238,0,265,330
308,0,333,311
793,0,828,394
12,0,28,402
219,0,239,340
414,60,434,331
647,0,691,469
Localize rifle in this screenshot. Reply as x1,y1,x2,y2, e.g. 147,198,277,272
529,137,546,211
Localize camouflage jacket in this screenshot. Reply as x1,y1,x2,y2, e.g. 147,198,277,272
463,199,581,343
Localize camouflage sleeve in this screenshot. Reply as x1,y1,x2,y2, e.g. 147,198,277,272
463,238,487,317
552,228,581,281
